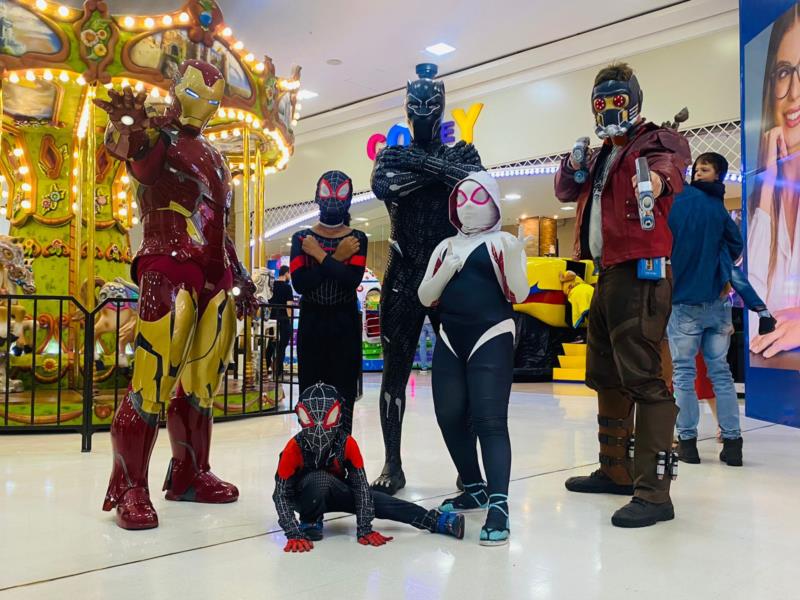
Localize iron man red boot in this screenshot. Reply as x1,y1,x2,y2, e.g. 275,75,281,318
102,390,160,530
163,390,239,503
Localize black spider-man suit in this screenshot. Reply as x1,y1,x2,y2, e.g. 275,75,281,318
370,64,483,495
273,384,464,553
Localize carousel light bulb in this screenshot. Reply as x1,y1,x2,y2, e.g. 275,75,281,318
57,5,69,17
21,199,32,209
144,17,154,28
72,189,78,197
76,75,86,86
13,148,23,157
73,150,79,158
43,69,53,81
134,81,144,92
72,167,79,176
252,119,260,129
218,108,227,118
208,132,217,141
72,201,78,210
238,162,244,170
245,53,254,62
151,88,160,98
59,71,69,82
35,0,47,10
21,183,31,192
25,70,35,82
132,216,139,225
121,79,130,89
233,128,241,136
245,113,253,123
179,12,189,23
233,177,241,186
118,207,128,217
233,41,244,51
131,201,138,209
222,27,232,37
162,15,173,26
121,175,130,184
255,63,265,73
117,191,126,199
237,111,244,120
9,73,20,84
18,166,29,175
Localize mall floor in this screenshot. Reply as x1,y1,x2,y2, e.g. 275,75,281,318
1,373,797,600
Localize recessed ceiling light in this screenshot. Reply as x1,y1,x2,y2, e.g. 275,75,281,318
354,217,368,222
297,89,319,100
365,233,372,237
504,193,521,200
560,206,575,211
425,42,455,56
326,58,343,66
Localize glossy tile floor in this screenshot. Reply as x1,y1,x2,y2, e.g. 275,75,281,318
2,374,798,600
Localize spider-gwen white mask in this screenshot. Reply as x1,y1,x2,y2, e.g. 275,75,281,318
449,171,502,236
295,383,343,468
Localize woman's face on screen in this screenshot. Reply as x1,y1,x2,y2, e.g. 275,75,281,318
773,22,800,152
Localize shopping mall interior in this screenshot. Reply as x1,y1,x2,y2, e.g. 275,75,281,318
1,0,798,598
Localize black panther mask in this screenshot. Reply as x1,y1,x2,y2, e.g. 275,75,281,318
591,75,643,139
295,383,343,469
405,63,445,145
315,170,352,228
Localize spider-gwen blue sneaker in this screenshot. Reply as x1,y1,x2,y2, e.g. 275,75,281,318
299,517,324,541
479,494,510,547
439,482,489,513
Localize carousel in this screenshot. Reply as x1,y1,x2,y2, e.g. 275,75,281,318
0,0,299,427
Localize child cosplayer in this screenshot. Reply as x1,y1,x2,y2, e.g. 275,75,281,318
273,383,465,552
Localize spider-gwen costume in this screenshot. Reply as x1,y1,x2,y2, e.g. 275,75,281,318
371,63,483,494
273,384,464,552
290,171,366,434
418,171,528,546
95,60,257,530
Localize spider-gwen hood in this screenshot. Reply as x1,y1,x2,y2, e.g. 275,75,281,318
449,171,502,237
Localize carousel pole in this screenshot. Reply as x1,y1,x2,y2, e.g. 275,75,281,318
241,125,254,388
84,84,97,312
253,146,264,269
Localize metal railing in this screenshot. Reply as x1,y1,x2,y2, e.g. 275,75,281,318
0,295,303,451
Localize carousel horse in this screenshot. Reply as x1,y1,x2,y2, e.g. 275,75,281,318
0,236,37,392
94,278,139,370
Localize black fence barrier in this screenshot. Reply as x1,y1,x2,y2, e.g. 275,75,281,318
0,295,324,451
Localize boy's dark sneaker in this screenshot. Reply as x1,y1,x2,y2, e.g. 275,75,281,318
429,510,465,539
565,469,633,495
299,517,324,541
611,498,675,528
678,438,701,464
720,437,743,466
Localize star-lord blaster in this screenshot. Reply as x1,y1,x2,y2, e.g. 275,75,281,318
570,137,591,184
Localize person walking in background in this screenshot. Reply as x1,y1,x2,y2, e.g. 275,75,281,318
268,266,294,381
417,316,436,371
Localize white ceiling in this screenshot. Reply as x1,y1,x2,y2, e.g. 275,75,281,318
63,0,681,115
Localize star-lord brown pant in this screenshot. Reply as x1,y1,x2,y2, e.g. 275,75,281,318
585,261,677,504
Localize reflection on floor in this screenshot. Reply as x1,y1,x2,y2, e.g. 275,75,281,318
1,373,797,600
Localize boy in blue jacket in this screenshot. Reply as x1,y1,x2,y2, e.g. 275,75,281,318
668,153,773,467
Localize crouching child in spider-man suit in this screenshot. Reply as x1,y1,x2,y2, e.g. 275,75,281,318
273,383,465,552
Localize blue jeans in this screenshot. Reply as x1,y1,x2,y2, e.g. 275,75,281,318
418,322,435,370
668,299,741,440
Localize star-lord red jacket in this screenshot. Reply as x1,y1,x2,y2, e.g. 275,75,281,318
554,122,691,268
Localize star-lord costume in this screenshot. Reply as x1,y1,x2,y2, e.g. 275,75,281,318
96,60,257,530
554,70,691,527
370,63,483,495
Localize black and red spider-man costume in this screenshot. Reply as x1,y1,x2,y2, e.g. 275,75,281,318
273,383,464,552
290,171,366,433
370,63,483,494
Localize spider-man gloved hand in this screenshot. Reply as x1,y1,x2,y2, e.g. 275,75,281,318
284,537,314,553
357,531,394,547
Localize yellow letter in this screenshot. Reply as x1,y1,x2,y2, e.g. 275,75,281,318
451,103,484,144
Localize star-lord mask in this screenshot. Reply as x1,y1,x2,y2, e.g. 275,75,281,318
173,60,225,132
591,76,643,139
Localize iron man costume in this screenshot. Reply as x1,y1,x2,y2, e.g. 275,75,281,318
95,60,257,530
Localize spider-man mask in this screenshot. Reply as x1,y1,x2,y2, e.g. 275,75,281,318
315,171,352,227
295,383,343,468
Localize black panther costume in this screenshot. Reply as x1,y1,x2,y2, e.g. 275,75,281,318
273,384,464,552
370,63,483,495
